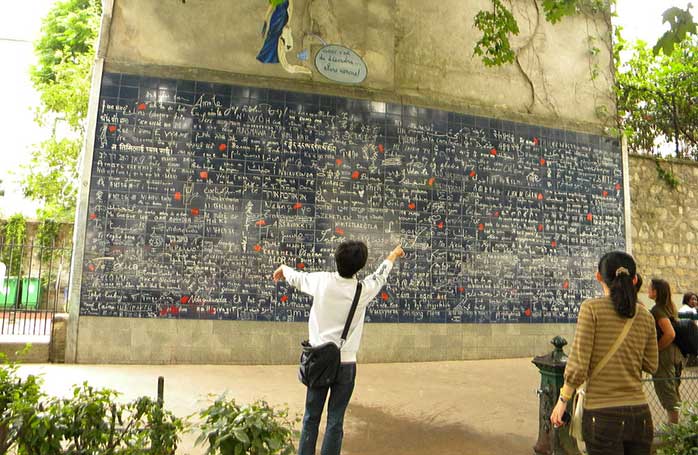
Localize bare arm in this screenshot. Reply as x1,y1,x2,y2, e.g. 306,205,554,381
657,317,675,351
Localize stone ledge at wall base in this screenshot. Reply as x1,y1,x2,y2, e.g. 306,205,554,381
0,341,49,363
71,316,578,364
49,313,69,363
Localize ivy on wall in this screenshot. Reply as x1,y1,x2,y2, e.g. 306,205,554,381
654,159,682,190
474,0,614,68
473,0,520,66
1,215,28,277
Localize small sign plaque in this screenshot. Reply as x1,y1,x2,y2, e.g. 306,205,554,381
315,45,367,84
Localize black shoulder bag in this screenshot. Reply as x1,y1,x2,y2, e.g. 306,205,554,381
671,318,698,356
298,282,362,388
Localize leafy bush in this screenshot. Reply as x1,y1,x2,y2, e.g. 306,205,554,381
0,352,43,453
0,356,299,455
0,357,184,454
658,402,698,454
196,396,298,455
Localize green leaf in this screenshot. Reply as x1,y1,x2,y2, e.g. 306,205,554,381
653,5,697,55
473,0,520,67
541,0,578,24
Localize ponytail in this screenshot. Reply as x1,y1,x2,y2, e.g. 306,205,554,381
609,272,637,318
598,252,638,319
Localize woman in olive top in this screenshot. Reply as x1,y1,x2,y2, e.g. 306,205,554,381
648,278,684,424
551,252,658,455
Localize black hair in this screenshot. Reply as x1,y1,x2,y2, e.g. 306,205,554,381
598,251,637,318
334,240,368,278
651,278,677,320
635,273,643,293
682,292,697,307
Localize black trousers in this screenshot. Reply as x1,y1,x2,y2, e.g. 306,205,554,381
582,405,653,455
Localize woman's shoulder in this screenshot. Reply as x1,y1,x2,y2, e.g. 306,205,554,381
649,304,670,319
580,296,612,310
635,303,655,322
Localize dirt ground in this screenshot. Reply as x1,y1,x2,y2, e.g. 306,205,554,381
18,358,545,454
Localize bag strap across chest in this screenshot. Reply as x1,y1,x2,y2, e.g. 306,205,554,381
339,282,363,347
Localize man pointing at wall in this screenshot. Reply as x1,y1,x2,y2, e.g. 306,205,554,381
273,241,405,455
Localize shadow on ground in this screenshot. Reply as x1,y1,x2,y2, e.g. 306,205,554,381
341,404,532,455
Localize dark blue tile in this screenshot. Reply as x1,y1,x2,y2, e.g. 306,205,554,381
177,79,195,92
100,84,119,98
139,76,160,89
230,85,250,99
248,87,268,100
474,116,490,129
268,89,286,102
121,74,140,87
118,86,139,100
157,79,177,91
102,72,121,86
196,81,230,96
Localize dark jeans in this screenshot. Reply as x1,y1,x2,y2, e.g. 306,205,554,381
298,363,356,455
583,405,653,455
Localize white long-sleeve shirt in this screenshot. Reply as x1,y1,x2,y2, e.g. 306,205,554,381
679,304,697,315
281,260,394,363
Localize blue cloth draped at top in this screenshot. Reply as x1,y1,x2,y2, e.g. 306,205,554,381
256,1,290,64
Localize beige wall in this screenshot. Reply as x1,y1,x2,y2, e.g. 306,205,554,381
76,316,576,364
630,155,698,294
104,0,614,133
67,0,614,363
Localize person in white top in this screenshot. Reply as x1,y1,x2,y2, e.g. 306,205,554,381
679,292,698,316
273,241,404,455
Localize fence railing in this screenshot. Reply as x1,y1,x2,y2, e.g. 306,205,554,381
643,360,698,431
0,240,72,337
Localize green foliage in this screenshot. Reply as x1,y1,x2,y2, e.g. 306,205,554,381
657,402,698,454
542,0,579,24
1,214,28,277
196,396,298,455
37,219,60,251
21,137,81,223
24,0,101,223
654,4,697,56
31,383,184,455
473,0,520,67
0,365,184,455
0,349,43,454
30,0,101,89
472,0,614,68
616,36,698,158
654,159,681,190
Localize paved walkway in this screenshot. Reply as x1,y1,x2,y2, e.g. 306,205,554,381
18,358,543,454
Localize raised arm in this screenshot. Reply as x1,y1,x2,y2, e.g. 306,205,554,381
362,245,404,296
273,265,323,297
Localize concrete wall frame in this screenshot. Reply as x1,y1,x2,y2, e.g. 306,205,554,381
66,0,620,364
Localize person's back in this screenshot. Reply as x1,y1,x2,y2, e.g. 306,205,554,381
570,297,656,409
551,251,658,455
273,241,404,455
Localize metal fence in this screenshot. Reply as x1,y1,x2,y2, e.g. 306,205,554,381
642,360,698,431
0,240,72,338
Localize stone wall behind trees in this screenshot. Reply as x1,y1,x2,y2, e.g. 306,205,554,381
630,154,698,295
